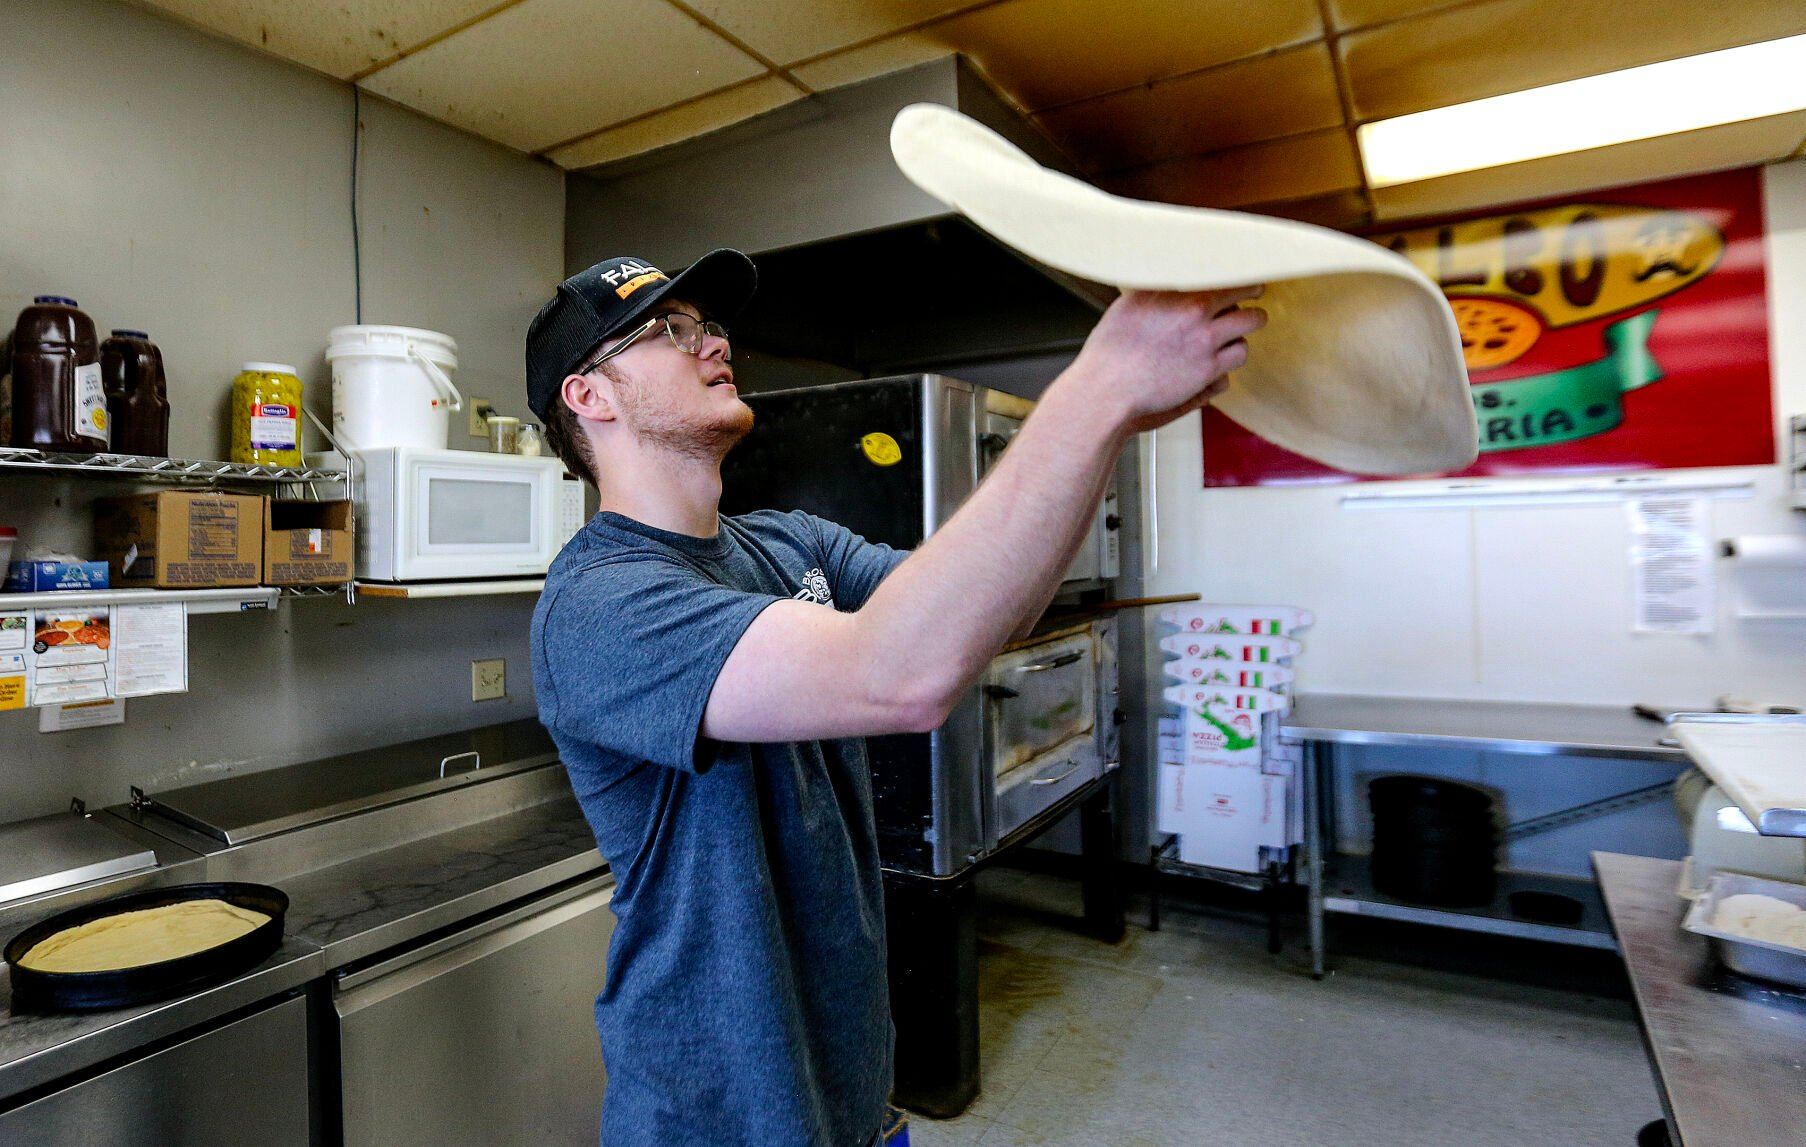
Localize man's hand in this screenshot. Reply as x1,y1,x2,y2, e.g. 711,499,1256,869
1062,286,1266,436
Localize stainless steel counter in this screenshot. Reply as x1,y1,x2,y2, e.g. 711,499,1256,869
0,938,323,1102
140,719,558,844
0,734,603,1105
1282,694,1688,762
1594,852,1806,1146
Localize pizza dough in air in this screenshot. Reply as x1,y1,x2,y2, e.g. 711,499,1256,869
889,104,1479,475
19,899,270,973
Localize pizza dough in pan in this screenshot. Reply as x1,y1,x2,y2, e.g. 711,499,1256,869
890,103,1479,476
18,898,270,974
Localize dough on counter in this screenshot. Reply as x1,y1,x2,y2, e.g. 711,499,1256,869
888,103,1479,476
18,898,269,973
1712,892,1806,950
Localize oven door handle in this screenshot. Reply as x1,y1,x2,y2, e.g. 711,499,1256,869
1030,762,1084,786
1016,651,1084,673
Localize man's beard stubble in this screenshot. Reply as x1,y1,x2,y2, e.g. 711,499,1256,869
604,362,755,463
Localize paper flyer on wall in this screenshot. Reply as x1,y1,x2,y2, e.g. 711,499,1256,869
0,613,26,711
11,603,190,707
1628,495,1714,634
112,602,188,698
27,609,113,706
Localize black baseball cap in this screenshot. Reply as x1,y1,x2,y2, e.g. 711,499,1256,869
525,248,757,419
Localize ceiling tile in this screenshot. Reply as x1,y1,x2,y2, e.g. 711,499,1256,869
793,0,1323,109
789,36,954,92
132,0,499,79
359,0,765,153
1241,189,1373,230
549,76,804,168
1104,128,1363,209
683,0,978,68
1322,0,1466,33
942,0,1325,112
1370,111,1806,221
1343,0,1806,123
1037,44,1344,174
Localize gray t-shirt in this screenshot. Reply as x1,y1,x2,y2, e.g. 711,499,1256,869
531,509,905,1147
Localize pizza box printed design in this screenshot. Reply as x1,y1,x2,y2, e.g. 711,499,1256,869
1159,633,1302,663
1162,659,1294,690
1158,604,1313,637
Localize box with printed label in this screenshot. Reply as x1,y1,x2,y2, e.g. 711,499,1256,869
4,560,110,593
262,500,353,587
93,491,264,588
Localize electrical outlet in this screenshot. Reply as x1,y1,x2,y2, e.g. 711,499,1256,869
471,658,506,702
468,399,495,438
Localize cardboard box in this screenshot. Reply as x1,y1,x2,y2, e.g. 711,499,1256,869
5,560,110,593
94,491,264,588
263,500,353,586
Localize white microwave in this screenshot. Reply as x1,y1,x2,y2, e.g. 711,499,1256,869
329,447,582,582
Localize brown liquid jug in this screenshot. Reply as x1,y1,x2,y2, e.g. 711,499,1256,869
3,296,106,452
101,329,170,456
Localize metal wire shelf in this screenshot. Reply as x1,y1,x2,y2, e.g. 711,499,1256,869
0,446,348,485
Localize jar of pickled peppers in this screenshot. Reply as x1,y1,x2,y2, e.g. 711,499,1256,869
230,363,303,466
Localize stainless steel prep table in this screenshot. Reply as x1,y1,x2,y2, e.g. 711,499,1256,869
1594,851,1806,1147
0,725,606,1126
1280,695,1690,977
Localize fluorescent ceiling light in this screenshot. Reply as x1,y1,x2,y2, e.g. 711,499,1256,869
1358,33,1806,187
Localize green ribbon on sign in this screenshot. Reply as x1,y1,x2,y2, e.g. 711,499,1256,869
1471,309,1662,453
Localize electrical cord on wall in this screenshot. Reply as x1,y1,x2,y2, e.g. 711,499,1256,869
351,86,363,324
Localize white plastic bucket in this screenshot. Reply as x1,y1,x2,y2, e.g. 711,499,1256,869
326,325,463,450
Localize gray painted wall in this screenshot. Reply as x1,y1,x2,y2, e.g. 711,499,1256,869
0,0,564,820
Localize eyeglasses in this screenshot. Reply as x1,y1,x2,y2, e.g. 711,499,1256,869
581,312,730,373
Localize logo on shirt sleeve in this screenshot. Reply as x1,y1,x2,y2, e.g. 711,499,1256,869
793,568,834,607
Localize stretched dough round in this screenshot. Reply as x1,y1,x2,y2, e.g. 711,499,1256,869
20,898,269,973
889,104,1479,476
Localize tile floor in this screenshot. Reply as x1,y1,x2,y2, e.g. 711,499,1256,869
908,867,1661,1147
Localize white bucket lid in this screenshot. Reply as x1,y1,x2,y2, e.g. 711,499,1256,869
326,324,458,367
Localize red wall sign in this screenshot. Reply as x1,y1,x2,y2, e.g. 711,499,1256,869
1203,167,1776,487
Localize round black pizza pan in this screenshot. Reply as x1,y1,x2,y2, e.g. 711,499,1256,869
4,882,287,1013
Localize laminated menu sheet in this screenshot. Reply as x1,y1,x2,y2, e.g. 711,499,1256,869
25,609,112,706
0,614,25,710
5,603,190,707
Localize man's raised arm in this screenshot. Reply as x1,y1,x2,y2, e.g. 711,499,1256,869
702,286,1265,744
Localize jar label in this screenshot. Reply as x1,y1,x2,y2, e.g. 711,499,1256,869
74,362,108,446
251,404,298,451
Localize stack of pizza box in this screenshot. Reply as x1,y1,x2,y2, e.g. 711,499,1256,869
1155,604,1312,873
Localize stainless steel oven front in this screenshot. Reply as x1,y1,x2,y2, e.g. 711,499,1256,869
983,624,1108,849
722,375,1121,877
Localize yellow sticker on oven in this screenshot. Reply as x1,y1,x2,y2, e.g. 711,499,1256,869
859,432,902,467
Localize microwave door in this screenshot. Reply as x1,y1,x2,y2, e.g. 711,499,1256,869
399,460,556,580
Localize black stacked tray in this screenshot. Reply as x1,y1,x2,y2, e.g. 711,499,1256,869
1369,776,1498,908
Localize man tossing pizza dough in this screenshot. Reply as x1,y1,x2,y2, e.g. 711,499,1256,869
525,249,1262,1146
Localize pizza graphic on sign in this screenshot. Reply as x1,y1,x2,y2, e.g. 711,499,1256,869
1202,167,1776,486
